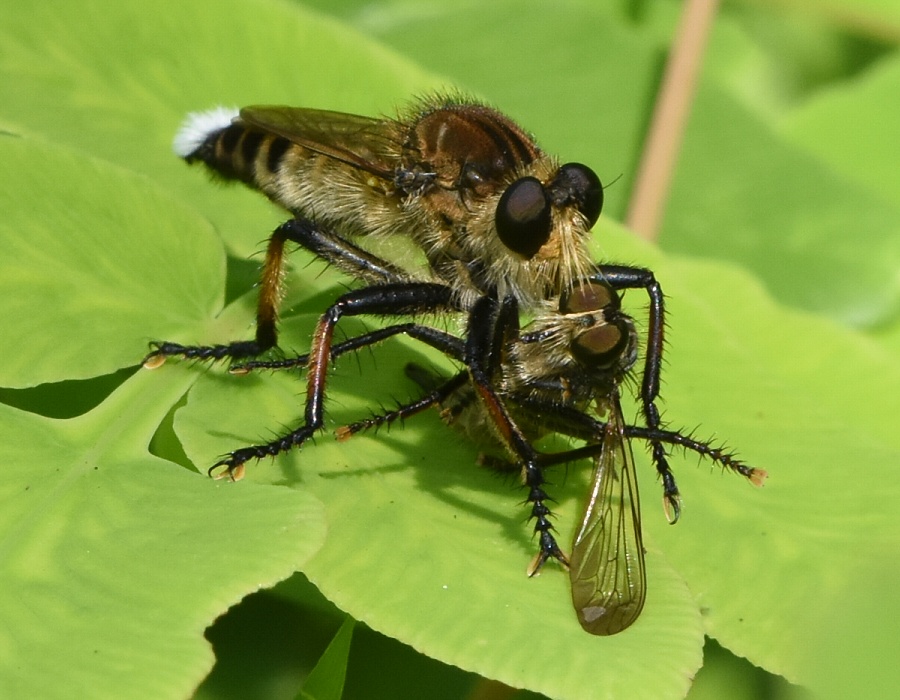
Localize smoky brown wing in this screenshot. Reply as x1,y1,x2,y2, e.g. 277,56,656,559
239,105,396,178
569,397,646,635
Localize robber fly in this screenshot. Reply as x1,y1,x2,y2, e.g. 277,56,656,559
147,96,609,538
144,95,712,589
152,94,600,364
337,278,766,634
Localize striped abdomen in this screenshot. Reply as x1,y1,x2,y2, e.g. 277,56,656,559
174,107,292,190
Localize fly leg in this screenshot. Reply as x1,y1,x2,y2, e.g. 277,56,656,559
143,217,415,366
230,324,464,373
334,369,470,440
498,395,765,484
596,265,682,521
465,295,569,574
229,323,469,436
209,283,455,479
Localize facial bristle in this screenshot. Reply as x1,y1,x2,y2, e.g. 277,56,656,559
172,106,239,158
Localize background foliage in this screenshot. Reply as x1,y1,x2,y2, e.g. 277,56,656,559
1,1,898,698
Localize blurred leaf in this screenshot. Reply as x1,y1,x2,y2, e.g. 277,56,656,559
685,639,806,700
663,80,900,327
786,0,900,41
782,51,900,208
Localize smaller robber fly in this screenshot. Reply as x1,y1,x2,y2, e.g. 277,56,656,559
335,278,766,634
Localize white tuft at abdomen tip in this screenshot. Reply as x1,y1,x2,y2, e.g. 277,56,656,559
172,106,239,158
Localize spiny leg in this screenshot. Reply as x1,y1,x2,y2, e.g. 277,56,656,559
230,324,469,439
596,264,681,520
231,323,465,374
144,217,413,366
320,298,517,447
334,370,469,441
143,225,292,364
465,295,568,573
495,394,767,485
209,283,456,478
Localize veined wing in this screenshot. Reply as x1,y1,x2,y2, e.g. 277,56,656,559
569,393,646,635
240,106,397,178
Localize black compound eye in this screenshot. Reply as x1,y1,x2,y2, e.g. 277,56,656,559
495,177,552,259
555,163,603,229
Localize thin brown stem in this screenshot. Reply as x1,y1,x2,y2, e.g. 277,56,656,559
625,0,720,242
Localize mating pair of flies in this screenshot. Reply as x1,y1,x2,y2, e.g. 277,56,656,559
144,95,766,635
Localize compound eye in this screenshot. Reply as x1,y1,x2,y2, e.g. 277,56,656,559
571,321,629,368
559,281,618,315
556,163,603,228
496,177,552,259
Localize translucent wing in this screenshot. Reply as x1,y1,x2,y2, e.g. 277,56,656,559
239,106,396,178
569,393,646,635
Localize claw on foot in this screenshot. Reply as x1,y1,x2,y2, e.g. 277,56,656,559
527,540,570,577
209,460,246,482
749,468,768,487
142,353,166,370
663,493,682,524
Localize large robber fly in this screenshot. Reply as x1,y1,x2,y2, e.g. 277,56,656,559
144,95,765,634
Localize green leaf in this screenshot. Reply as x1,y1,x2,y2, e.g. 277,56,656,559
175,222,900,698
649,250,899,684
794,555,900,700
0,138,326,698
183,372,707,699
299,616,356,700
0,136,223,387
0,370,325,699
